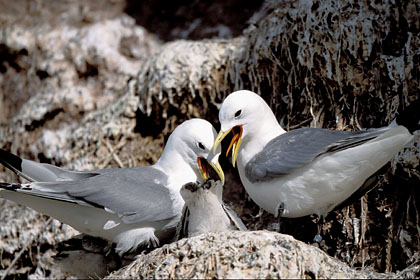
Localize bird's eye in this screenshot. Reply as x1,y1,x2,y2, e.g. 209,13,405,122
197,142,205,150
234,109,242,118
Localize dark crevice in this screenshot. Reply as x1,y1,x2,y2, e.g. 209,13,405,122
37,152,54,164
124,0,264,42
382,13,409,56
0,44,27,73
77,62,99,79
24,108,63,131
36,70,50,80
304,271,316,279
134,108,166,138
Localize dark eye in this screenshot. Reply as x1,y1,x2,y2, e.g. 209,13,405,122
197,142,205,150
234,109,242,118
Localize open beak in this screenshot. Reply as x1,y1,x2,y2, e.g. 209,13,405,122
197,155,225,185
212,125,243,167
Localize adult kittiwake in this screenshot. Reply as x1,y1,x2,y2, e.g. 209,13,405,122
213,90,419,219
0,118,224,255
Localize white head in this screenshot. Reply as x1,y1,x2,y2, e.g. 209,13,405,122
157,118,224,184
213,90,284,166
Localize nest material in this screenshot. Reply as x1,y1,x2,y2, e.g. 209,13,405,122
135,38,244,134
107,231,391,279
228,0,419,131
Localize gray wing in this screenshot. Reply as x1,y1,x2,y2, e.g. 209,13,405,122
1,167,177,224
0,148,103,182
222,203,247,231
174,206,190,241
245,127,391,183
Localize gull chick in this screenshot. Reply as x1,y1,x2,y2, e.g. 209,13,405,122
175,179,246,239
213,90,419,218
0,118,224,255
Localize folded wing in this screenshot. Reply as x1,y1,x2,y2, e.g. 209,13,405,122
0,167,177,224
245,127,391,183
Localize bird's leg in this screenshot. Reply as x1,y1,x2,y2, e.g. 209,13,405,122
272,202,284,232
313,215,324,243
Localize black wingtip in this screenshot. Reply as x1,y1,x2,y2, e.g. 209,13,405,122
0,149,23,174
0,182,21,190
395,99,420,134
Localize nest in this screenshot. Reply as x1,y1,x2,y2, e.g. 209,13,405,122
107,231,410,279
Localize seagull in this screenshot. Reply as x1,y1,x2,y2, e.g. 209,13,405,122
213,90,419,219
0,118,224,255
175,179,246,239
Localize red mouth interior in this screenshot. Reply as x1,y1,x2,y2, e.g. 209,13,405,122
197,157,209,178
226,125,242,157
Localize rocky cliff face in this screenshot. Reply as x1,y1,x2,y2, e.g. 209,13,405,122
0,0,419,278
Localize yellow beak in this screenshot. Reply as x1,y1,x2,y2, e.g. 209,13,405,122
213,129,232,153
197,156,225,185
212,126,243,168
